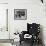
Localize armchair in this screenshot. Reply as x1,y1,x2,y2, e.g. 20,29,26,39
19,23,41,46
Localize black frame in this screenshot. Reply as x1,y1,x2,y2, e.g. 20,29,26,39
14,9,27,20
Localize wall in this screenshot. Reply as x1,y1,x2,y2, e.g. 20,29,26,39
0,0,8,3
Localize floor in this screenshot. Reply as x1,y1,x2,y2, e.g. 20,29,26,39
0,43,13,46
19,41,43,46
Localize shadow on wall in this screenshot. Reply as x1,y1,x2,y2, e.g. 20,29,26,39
40,25,45,46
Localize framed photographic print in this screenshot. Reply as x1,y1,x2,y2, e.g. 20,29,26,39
14,9,27,20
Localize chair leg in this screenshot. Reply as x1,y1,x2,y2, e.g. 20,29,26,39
20,41,21,45
30,39,34,46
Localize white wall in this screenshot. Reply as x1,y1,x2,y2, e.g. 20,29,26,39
0,0,8,3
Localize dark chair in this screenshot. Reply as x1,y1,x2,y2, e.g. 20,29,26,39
19,23,40,46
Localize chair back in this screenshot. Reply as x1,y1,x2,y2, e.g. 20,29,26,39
27,23,40,36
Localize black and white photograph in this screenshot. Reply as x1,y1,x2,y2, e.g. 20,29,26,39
0,0,46,46
14,9,27,20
